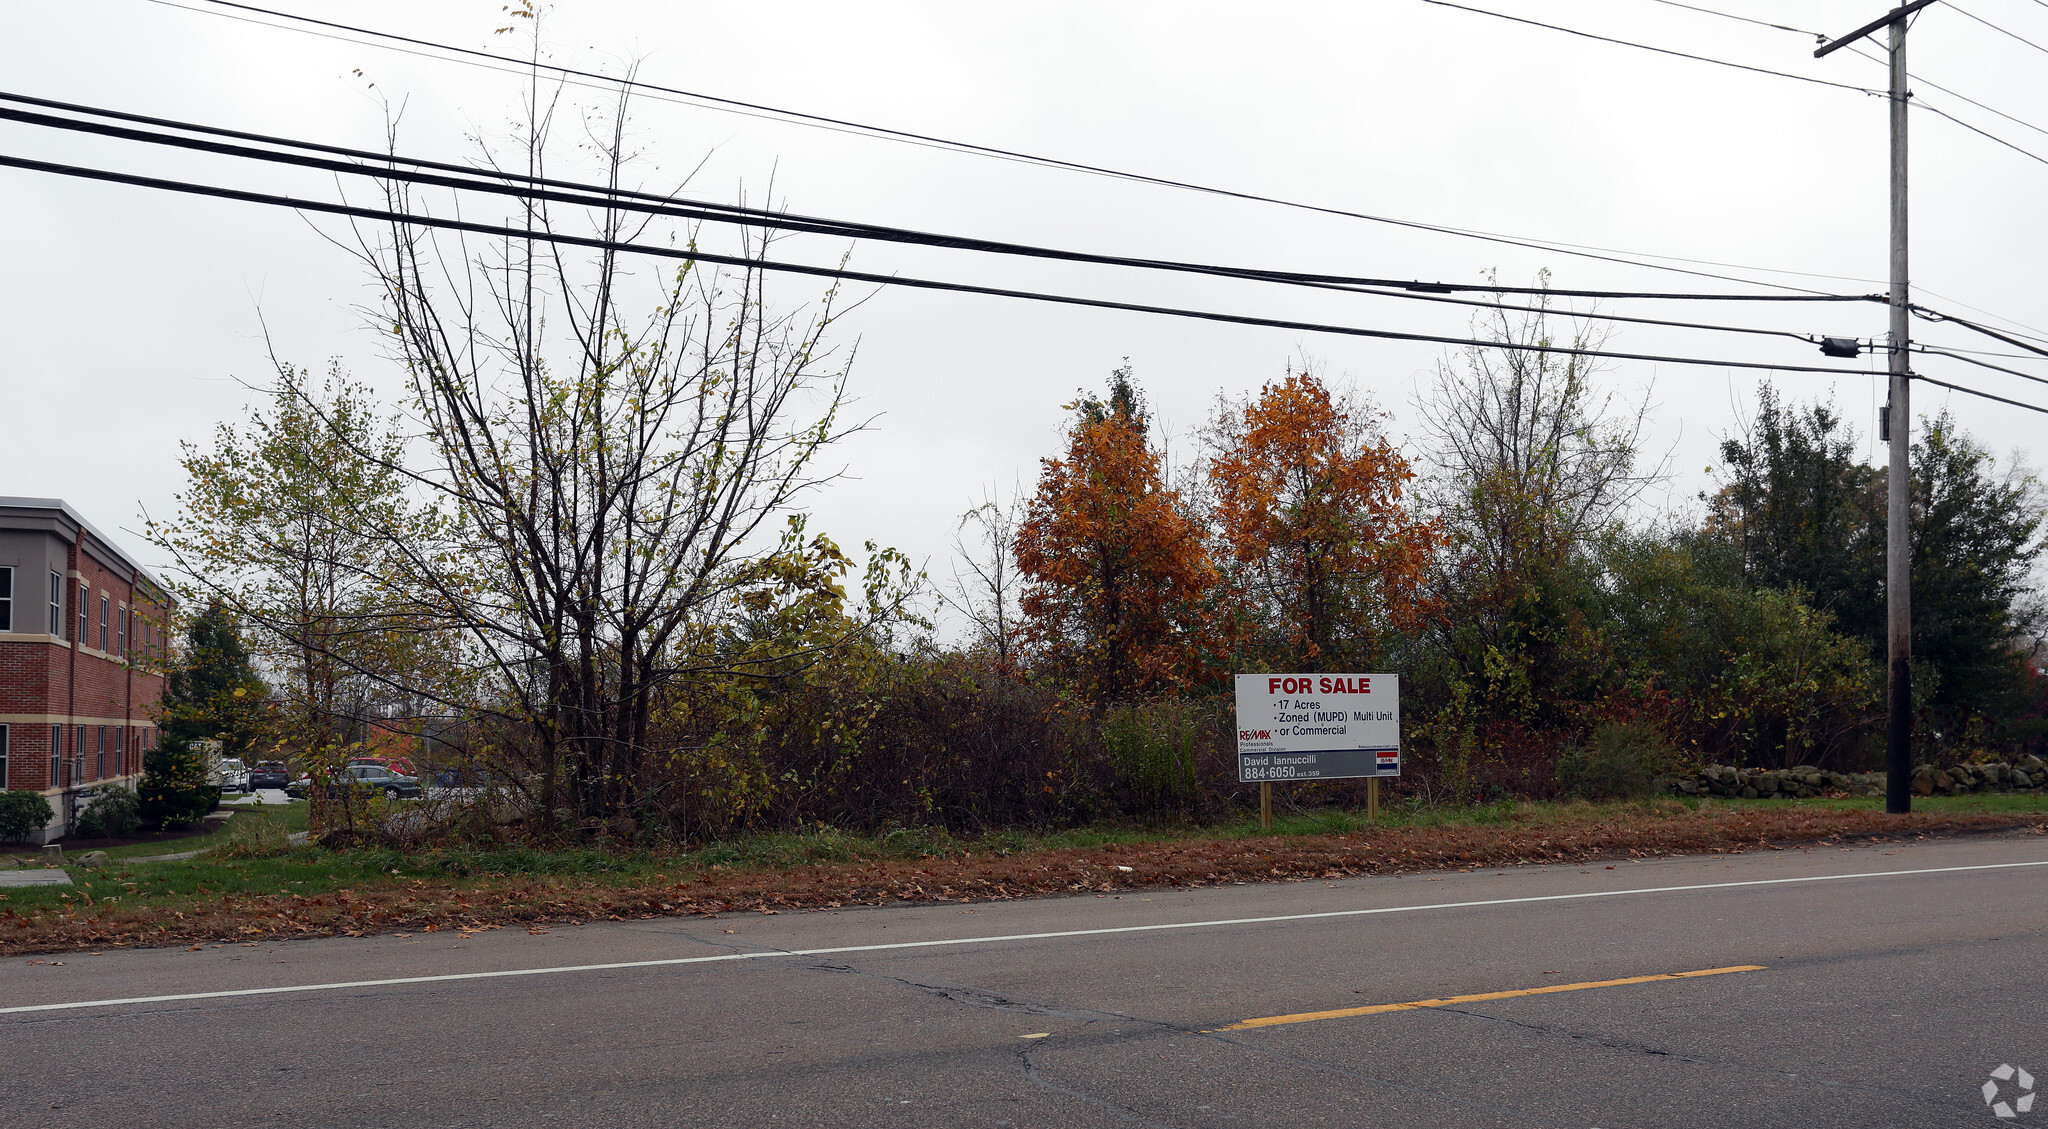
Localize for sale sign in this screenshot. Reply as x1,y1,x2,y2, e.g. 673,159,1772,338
1235,673,1400,783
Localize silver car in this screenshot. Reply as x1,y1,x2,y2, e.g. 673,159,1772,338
339,764,423,799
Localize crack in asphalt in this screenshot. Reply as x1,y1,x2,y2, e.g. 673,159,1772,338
1433,1004,1975,1114
806,961,1103,1020
1433,1005,1715,1064
1191,1029,1583,1128
802,958,1574,1126
1017,1040,1184,1129
808,961,1188,1125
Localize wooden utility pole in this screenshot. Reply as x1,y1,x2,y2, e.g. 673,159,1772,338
1817,0,1936,813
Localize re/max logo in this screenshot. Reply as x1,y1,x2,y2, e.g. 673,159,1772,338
1239,729,1271,741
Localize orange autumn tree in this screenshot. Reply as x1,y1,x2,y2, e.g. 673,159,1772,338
1207,372,1438,667
1016,367,1219,699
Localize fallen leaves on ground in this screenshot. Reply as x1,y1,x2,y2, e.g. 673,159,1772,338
2,806,2041,955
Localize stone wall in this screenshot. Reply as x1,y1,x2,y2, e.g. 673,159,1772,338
1673,756,2048,800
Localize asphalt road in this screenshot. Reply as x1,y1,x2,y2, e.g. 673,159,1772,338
5,833,2046,1128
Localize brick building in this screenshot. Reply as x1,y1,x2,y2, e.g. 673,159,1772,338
0,498,170,842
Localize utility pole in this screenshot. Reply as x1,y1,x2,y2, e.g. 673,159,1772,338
1817,0,1936,814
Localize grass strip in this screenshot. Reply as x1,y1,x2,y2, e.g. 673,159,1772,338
1,795,2042,955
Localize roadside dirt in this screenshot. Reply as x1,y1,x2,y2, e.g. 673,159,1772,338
5,806,2043,954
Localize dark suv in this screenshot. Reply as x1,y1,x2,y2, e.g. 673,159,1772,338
249,761,292,789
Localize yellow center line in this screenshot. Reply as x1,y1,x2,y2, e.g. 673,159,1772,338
1209,965,1767,1032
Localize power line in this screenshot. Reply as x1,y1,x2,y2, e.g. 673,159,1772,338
1914,345,2048,387
1919,102,2048,169
1433,1,2048,286
0,149,1916,385
1459,0,2048,177
1946,2,2048,55
1843,42,2048,142
0,92,1886,363
1635,0,1825,38
0,92,1872,306
1414,0,1883,93
1915,284,2048,351
1915,341,2048,360
1912,71,2048,142
124,0,2048,363
1832,47,2048,197
161,0,2048,365
1913,305,2048,359
147,0,1885,296
1913,372,2048,415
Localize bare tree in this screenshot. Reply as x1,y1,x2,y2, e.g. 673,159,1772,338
944,485,1024,666
286,68,897,833
1417,272,1662,582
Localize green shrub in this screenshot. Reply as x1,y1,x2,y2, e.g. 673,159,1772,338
0,790,53,843
139,732,220,828
73,785,142,839
1603,536,1881,768
1102,699,1200,809
1558,722,1674,800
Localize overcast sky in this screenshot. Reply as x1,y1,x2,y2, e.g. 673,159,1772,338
4,0,2045,617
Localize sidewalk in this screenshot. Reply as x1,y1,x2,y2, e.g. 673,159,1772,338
0,869,71,887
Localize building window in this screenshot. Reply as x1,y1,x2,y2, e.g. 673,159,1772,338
77,582,87,643
50,725,62,790
118,605,127,654
73,726,86,786
96,727,106,780
99,594,109,652
49,571,62,636
0,566,12,631
0,724,9,789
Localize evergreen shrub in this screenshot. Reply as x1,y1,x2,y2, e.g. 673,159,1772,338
73,785,142,839
0,790,53,842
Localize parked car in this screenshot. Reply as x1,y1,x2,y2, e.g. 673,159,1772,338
323,763,424,800
347,755,418,778
249,760,291,790
285,774,313,801
213,757,248,792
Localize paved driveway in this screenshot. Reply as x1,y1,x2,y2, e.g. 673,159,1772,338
220,788,293,806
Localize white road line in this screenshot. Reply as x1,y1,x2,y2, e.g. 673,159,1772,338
4,857,2044,1016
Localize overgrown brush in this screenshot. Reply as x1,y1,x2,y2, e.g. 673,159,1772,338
212,815,296,859
1558,722,1676,800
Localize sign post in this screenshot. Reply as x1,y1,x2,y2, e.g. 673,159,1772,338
1236,673,1400,829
